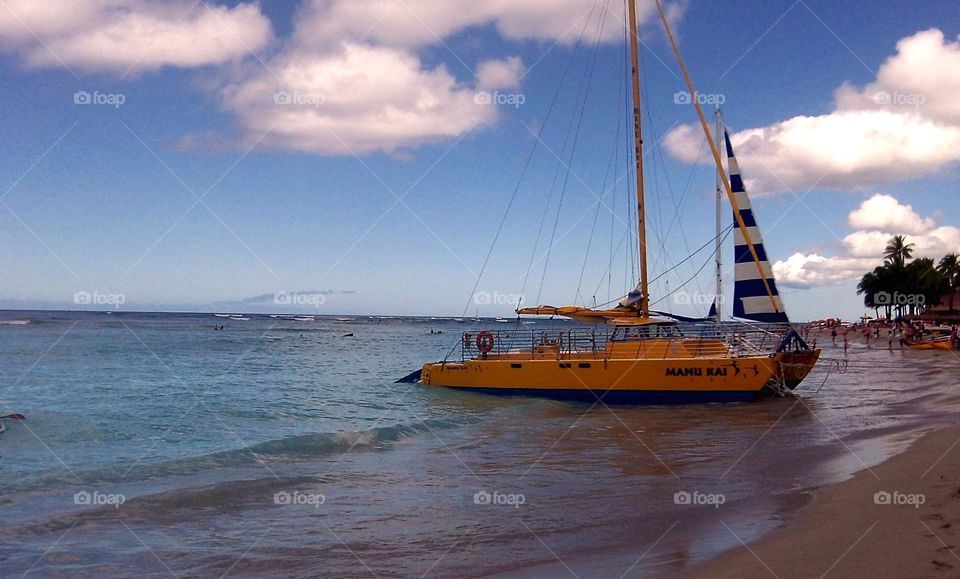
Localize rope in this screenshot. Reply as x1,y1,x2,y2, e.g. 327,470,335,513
536,0,611,305
467,1,600,317
515,0,605,311
650,226,732,307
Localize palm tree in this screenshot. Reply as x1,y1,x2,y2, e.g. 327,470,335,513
906,257,943,316
858,265,896,319
938,253,960,311
883,235,915,268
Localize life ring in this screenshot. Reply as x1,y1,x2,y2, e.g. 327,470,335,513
476,331,495,354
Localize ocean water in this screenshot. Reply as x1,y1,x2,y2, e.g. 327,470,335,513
0,311,957,577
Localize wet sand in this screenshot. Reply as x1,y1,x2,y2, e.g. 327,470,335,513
684,424,960,578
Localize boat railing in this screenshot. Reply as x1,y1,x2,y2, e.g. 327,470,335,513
458,328,604,360
455,324,791,361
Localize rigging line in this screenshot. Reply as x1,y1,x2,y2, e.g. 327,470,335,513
576,48,624,307
650,248,717,307
641,69,670,281
649,227,732,307
469,3,597,317
593,227,631,307
608,7,629,305
649,224,733,286
626,85,637,290
535,0,610,306
644,116,698,300
659,136,706,254
574,151,617,306
649,123,707,299
518,0,605,309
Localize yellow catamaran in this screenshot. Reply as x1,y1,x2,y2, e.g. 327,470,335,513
403,0,818,403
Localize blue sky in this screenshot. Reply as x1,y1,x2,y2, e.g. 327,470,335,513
0,0,958,320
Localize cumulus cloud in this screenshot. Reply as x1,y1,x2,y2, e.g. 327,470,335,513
773,194,960,288
219,43,521,155
665,28,960,195
291,0,661,50
215,0,672,156
476,56,524,91
773,253,878,288
847,193,933,235
0,0,682,155
0,0,272,73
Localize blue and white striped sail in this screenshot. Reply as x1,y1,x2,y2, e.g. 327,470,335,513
725,131,789,323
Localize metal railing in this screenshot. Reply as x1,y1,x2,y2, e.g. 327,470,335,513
451,322,798,362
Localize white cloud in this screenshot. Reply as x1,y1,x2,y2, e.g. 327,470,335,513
774,194,960,288
219,43,519,155
291,0,662,50
0,0,272,73
835,29,960,126
476,56,524,91
0,0,682,155
773,253,877,288
665,28,960,195
847,193,933,235
211,0,681,156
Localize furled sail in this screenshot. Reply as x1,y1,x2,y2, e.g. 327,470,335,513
725,131,789,323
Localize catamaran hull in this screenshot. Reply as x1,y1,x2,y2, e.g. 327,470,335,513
904,341,954,351
421,356,777,405
436,386,759,404
776,348,822,389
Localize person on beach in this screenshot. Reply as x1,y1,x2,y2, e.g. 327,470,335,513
831,327,837,344
887,327,894,351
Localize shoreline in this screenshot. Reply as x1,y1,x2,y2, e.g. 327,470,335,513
682,423,960,577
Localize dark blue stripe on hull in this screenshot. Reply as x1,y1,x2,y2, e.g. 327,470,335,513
445,387,759,405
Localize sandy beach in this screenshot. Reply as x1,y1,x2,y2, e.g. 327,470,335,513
686,424,960,578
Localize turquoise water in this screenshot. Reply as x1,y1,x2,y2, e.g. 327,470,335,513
1,311,957,577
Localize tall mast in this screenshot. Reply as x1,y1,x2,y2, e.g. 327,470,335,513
714,108,723,323
627,0,649,317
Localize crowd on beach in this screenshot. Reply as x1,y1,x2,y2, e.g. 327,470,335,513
801,319,960,352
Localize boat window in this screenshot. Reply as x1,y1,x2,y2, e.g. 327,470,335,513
510,363,523,369
578,363,591,368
